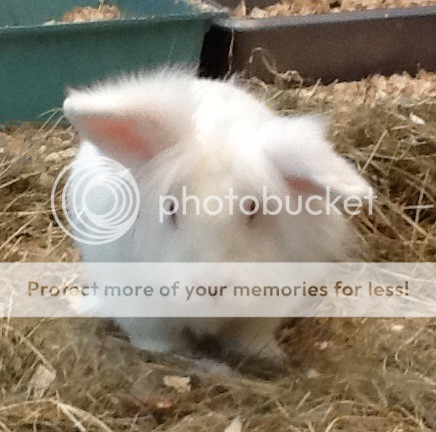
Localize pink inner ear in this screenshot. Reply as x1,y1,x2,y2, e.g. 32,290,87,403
81,117,151,160
285,176,320,194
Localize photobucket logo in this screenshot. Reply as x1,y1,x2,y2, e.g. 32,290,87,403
160,186,376,222
51,156,140,245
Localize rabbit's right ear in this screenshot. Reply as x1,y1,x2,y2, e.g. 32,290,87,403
63,73,195,164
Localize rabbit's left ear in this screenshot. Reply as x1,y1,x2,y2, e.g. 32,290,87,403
260,115,370,197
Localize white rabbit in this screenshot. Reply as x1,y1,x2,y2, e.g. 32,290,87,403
63,68,369,362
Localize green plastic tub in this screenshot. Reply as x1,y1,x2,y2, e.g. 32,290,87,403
0,0,225,122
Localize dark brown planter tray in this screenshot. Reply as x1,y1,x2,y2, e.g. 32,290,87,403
200,4,436,84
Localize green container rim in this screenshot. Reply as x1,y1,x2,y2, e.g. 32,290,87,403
0,2,228,37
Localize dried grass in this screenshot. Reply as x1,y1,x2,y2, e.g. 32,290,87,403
0,119,78,262
0,71,435,431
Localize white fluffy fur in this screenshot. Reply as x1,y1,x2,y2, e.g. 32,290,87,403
64,69,369,360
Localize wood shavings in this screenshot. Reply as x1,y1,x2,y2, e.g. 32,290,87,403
28,364,56,398
61,5,120,23
163,375,191,393
44,4,120,25
233,0,247,17
45,148,76,162
306,368,321,379
249,7,270,18
224,418,243,432
232,0,436,18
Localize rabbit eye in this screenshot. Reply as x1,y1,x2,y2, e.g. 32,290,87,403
247,200,259,222
168,201,177,226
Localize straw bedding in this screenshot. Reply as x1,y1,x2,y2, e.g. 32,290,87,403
0,70,435,431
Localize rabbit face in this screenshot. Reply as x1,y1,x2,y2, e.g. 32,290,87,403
132,147,287,263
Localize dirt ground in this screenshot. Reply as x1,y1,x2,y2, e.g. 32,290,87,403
0,71,435,431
